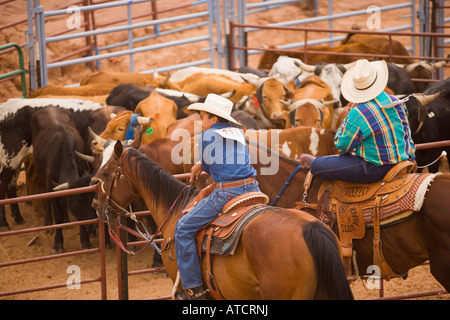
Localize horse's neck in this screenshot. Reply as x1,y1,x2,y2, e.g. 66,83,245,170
123,155,190,227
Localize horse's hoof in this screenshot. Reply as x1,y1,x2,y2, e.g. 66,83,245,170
0,225,10,232
15,219,25,225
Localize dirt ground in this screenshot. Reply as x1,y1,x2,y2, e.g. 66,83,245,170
0,0,449,300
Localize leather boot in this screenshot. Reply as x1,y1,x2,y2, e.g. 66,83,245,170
300,153,316,168
175,285,208,300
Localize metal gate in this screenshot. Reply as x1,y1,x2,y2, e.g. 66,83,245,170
24,0,319,90
26,0,219,89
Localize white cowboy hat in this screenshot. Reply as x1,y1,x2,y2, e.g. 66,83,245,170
341,59,389,103
187,93,240,125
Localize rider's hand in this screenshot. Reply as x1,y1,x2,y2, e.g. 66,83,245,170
190,162,203,183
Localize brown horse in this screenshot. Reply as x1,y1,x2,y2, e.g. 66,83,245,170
91,141,353,300
250,148,450,292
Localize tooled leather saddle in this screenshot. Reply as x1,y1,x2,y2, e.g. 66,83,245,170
296,160,441,281
169,188,270,300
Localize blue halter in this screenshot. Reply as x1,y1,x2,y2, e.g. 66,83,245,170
125,113,141,140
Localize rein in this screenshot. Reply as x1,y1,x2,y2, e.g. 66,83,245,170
101,147,193,255
270,164,302,206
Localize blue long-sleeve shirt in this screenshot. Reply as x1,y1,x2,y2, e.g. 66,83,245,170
198,123,256,182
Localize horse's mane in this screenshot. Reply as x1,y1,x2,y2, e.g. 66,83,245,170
125,148,199,214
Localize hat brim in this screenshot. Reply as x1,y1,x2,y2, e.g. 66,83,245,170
187,102,240,125
341,60,389,103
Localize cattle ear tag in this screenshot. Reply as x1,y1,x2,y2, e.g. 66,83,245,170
146,127,153,135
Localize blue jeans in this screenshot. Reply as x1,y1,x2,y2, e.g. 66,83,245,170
310,154,395,183
175,179,260,289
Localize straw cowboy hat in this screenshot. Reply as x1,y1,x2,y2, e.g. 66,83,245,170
187,93,240,124
341,59,389,103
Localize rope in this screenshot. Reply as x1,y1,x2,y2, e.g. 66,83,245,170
416,151,447,169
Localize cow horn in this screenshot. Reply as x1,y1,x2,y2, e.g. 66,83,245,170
279,99,290,107
183,93,200,103
137,116,153,125
88,127,107,147
235,95,249,110
161,72,170,88
413,90,442,106
342,61,356,70
75,151,95,163
240,74,259,86
221,89,236,99
153,67,159,79
53,182,70,191
294,60,315,73
393,63,406,69
322,99,339,106
431,60,447,69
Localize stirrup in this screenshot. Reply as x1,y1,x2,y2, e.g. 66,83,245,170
174,285,209,300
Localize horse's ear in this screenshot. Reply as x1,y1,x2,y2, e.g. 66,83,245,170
114,140,123,158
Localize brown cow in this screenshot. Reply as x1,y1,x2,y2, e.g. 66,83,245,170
28,84,117,98
395,59,448,92
282,99,335,129
341,33,413,64
245,126,338,160
80,71,182,91
176,72,296,128
175,72,255,103
293,75,334,101
257,42,382,71
92,91,178,153
36,95,108,105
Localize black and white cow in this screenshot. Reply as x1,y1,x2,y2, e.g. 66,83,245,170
0,98,113,230
404,80,449,172
31,105,97,253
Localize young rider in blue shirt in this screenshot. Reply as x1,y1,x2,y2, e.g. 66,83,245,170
174,93,260,300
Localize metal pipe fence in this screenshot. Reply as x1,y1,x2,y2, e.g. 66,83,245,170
232,1,416,68
0,142,448,299
0,43,28,98
0,184,108,300
29,0,217,88
228,21,450,86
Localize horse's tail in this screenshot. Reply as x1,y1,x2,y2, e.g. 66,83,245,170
303,221,354,300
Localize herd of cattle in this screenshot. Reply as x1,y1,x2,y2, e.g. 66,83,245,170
0,33,449,254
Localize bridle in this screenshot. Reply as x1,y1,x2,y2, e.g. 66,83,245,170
97,147,192,255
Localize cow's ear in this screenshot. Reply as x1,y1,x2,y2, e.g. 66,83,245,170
114,140,123,158
130,125,142,149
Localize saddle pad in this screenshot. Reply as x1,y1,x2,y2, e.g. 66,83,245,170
198,204,273,256
318,173,440,226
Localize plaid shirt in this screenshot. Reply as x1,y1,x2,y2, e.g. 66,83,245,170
335,92,416,166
